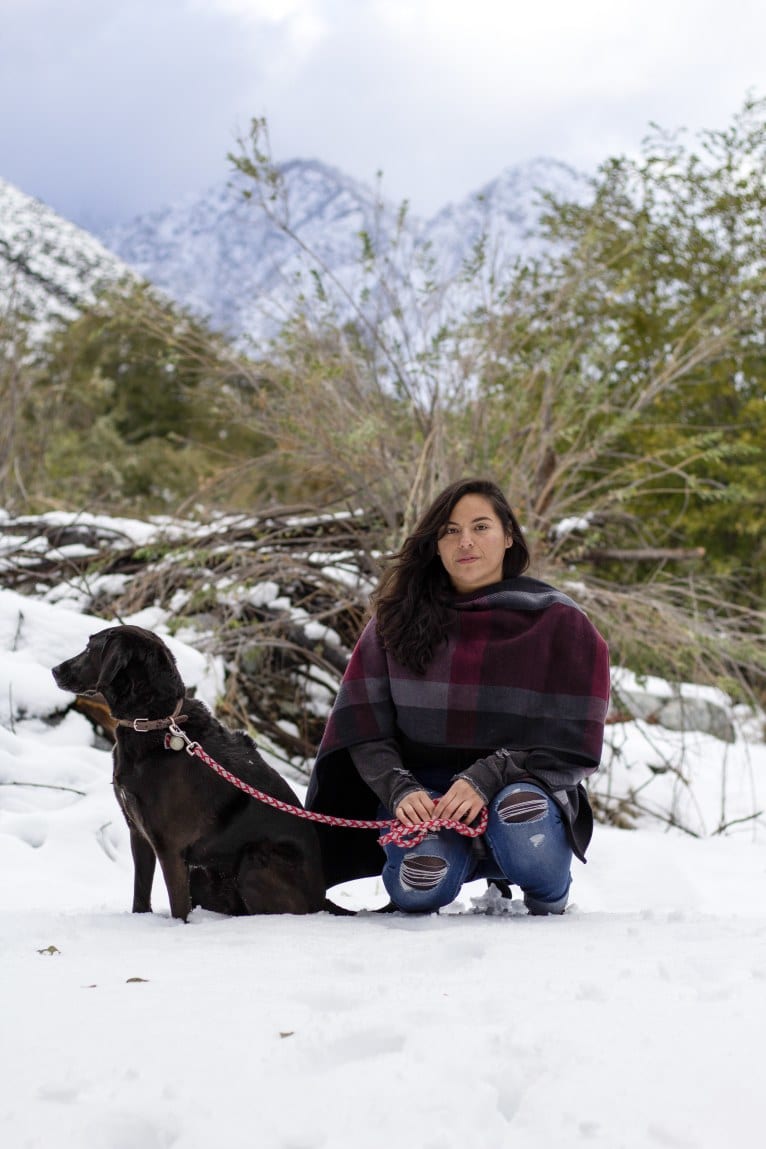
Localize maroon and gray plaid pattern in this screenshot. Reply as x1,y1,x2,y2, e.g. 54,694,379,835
318,578,610,769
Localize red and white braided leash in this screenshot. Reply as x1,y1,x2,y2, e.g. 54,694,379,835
164,722,488,849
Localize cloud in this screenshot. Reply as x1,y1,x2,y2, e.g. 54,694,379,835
0,1,276,228
0,0,764,230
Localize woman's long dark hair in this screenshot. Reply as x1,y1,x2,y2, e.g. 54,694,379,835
371,478,530,674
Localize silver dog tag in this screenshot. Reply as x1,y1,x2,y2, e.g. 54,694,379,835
168,734,186,752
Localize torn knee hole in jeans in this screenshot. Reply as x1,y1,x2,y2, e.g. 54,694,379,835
497,791,548,824
400,853,448,891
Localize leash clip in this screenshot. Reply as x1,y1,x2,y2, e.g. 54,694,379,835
165,720,191,753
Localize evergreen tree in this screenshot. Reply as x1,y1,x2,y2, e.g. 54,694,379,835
475,97,766,595
19,283,267,513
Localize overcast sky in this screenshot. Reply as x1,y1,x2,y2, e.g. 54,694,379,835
2,0,765,234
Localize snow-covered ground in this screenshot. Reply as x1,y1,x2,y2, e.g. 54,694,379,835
1,588,765,1149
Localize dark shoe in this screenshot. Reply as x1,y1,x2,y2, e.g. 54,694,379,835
374,899,398,913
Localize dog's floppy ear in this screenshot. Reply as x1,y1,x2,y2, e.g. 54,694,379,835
95,636,133,695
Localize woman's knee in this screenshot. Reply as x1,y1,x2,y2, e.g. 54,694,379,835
486,784,572,903
494,785,551,826
383,849,466,912
490,784,565,842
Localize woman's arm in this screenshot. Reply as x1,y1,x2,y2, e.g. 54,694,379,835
349,739,433,822
454,747,597,809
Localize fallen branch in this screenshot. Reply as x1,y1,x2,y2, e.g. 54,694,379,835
582,547,706,564
0,781,87,796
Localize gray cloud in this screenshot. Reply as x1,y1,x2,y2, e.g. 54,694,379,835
1,0,764,233
0,0,273,230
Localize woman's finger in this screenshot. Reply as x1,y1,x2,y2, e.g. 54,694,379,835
395,790,435,825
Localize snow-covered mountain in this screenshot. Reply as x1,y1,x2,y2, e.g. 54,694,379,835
0,177,137,341
0,156,586,346
102,159,408,340
423,156,585,277
100,156,586,341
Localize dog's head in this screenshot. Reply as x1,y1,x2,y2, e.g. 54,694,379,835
52,625,185,719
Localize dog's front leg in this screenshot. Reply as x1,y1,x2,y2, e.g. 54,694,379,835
156,850,192,921
130,828,157,913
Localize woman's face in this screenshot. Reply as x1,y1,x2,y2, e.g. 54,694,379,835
436,493,512,594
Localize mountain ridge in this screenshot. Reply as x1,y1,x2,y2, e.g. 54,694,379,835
0,176,136,341
1,156,587,343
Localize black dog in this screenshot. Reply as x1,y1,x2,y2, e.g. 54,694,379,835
52,625,329,920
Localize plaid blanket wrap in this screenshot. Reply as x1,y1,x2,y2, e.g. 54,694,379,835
306,577,610,884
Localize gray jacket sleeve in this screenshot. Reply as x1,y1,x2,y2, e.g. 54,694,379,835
349,739,424,813
455,748,595,804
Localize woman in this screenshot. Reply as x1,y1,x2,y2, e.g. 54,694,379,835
305,478,610,914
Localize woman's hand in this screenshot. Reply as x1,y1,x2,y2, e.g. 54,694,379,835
434,779,485,824
394,789,437,826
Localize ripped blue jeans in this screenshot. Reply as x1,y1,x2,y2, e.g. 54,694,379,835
380,782,572,915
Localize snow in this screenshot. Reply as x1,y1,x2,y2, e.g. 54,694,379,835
0,176,133,342
1,588,765,1148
